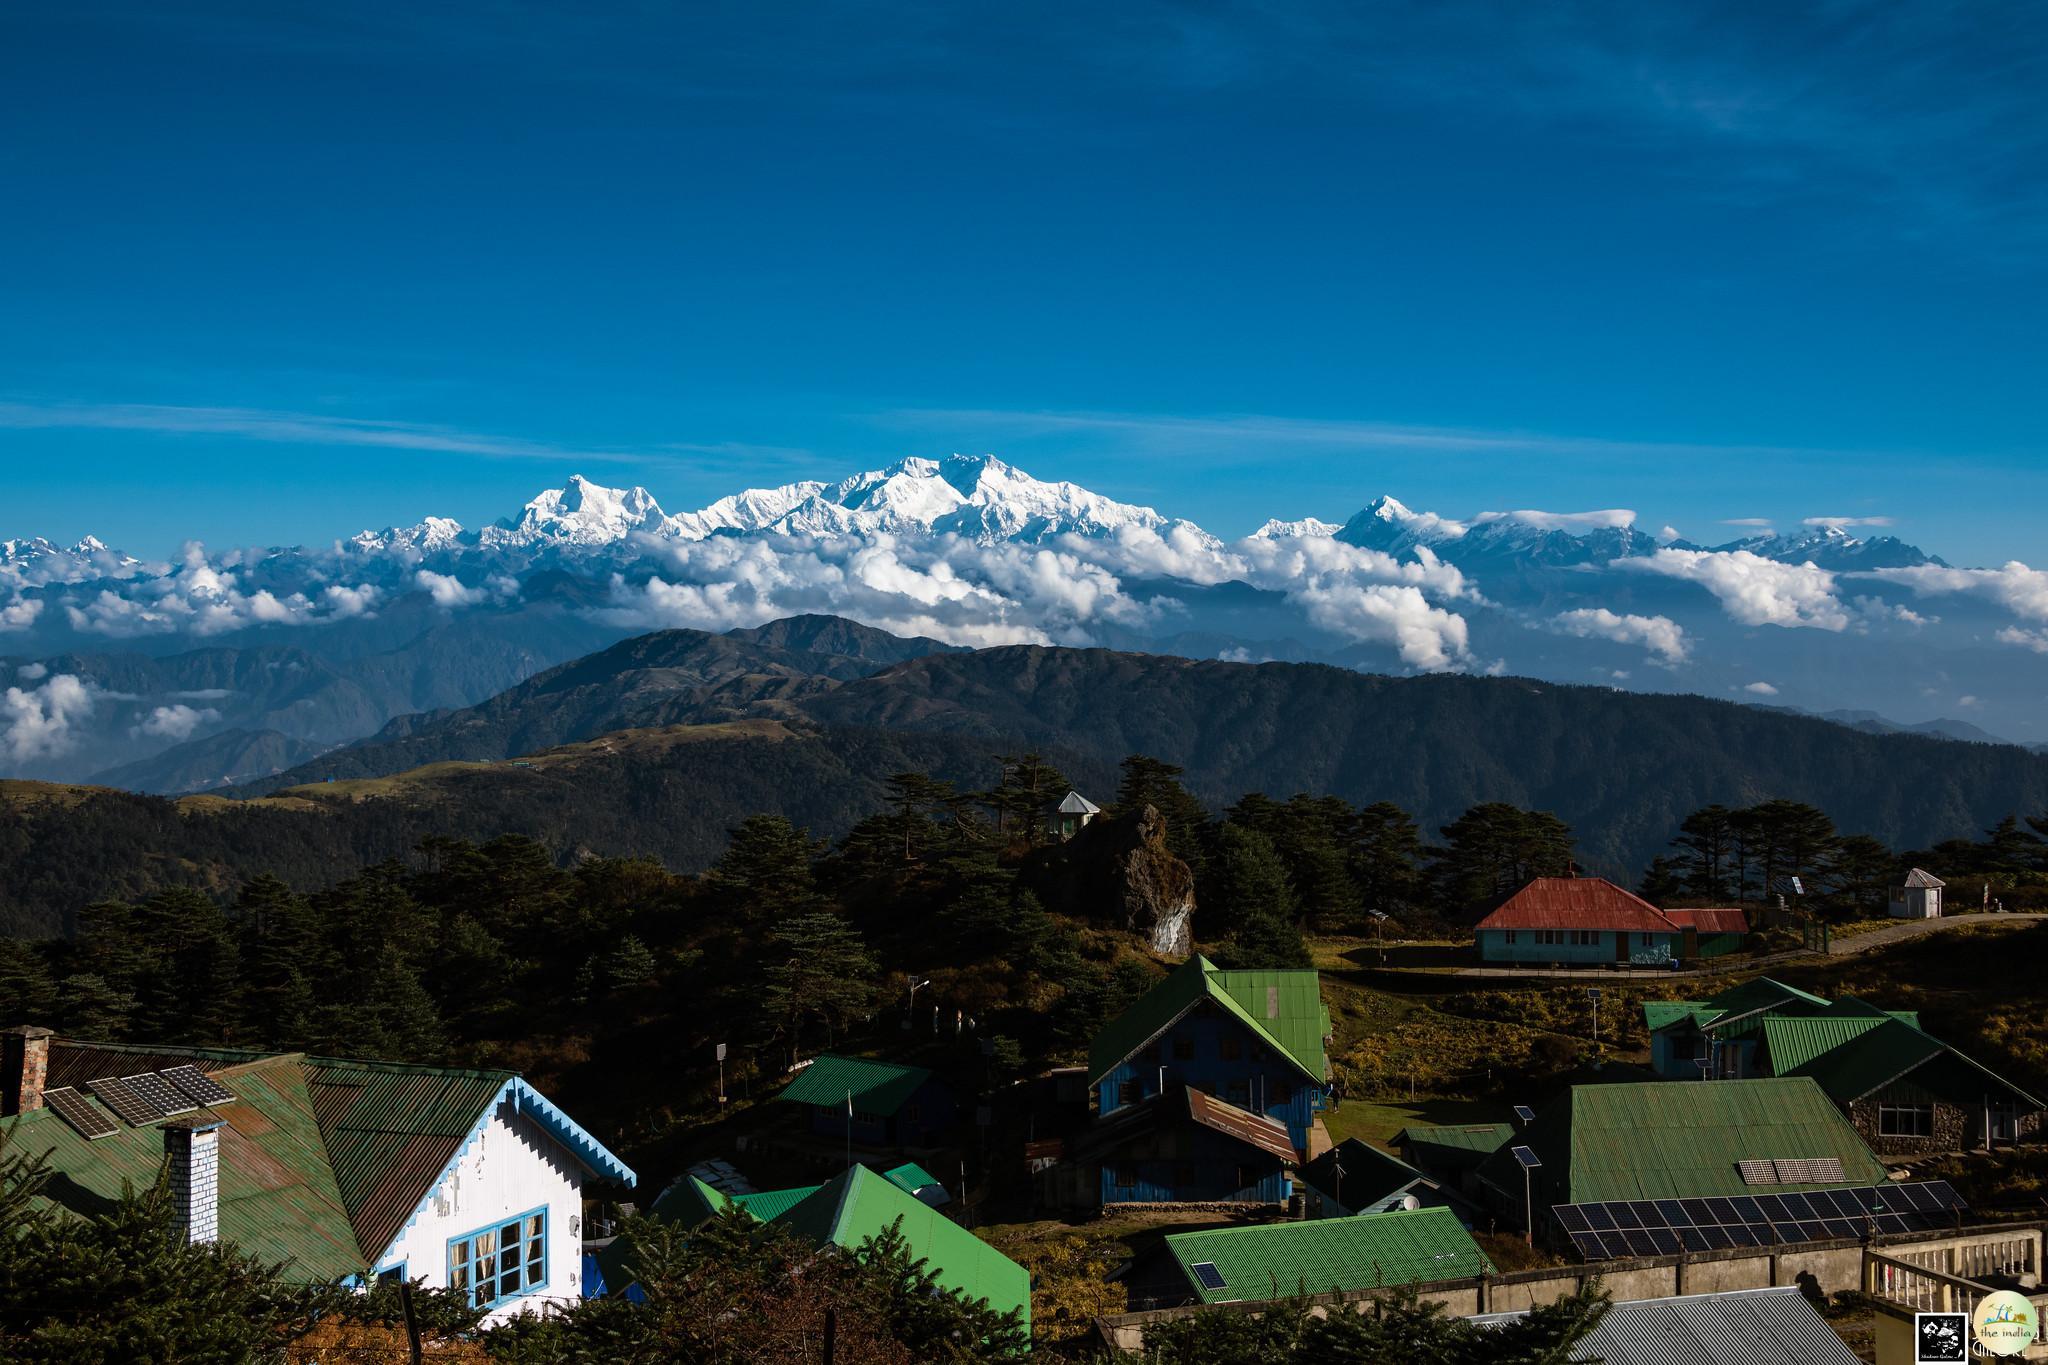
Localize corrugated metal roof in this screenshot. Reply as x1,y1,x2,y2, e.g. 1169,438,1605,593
1661,908,1749,934
1086,955,1326,1085
1643,1002,1723,1034
1471,1286,1860,1364
1785,1017,2043,1108
1166,1206,1494,1304
1475,877,1681,933
42,1039,620,1266
1759,1016,1896,1075
1057,790,1100,814
303,1057,515,1258
774,1054,932,1116
1071,1083,1300,1163
16,1054,365,1283
1478,1078,1887,1204
1902,867,1945,889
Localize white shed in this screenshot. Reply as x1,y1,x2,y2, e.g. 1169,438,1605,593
1888,867,1945,919
1053,790,1101,840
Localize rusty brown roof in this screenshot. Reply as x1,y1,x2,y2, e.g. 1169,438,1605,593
1662,908,1749,934
1475,876,1682,933
1073,1083,1299,1164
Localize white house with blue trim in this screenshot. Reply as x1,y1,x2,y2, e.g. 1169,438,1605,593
17,1036,637,1326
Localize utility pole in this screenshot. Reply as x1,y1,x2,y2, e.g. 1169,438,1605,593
715,1042,727,1105
905,976,929,1032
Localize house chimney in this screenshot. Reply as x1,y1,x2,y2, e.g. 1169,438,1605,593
164,1119,224,1244
2,1025,54,1116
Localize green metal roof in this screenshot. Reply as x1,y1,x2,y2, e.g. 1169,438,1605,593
1165,1206,1494,1304
11,1054,366,1283
1780,1018,2043,1109
882,1162,944,1197
775,1054,933,1116
648,1174,732,1226
1394,1123,1514,1164
775,1166,1030,1329
1644,1002,1723,1034
1086,955,1327,1085
1700,978,1831,1026
1479,1078,1886,1205
1760,1016,1898,1076
733,1183,823,1222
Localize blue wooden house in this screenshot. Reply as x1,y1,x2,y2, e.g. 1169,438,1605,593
1070,1082,1298,1207
775,1055,953,1149
1087,955,1331,1170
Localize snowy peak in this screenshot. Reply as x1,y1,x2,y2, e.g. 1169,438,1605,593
1334,495,1467,553
1249,517,1341,540
492,474,668,545
1711,525,1943,570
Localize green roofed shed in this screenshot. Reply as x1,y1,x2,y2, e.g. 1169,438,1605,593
777,1055,933,1116
775,1166,1030,1330
1163,1206,1494,1305
1087,955,1326,1085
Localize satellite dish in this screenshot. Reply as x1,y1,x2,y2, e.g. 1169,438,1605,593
1394,1193,1423,1212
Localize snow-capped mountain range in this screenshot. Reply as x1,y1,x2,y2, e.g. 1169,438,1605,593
3,453,2041,783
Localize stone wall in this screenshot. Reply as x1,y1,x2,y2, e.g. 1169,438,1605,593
1848,1080,1968,1157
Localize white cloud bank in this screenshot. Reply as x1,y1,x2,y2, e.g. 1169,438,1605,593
1744,681,1780,695
2,673,94,762
1622,548,1850,631
1871,562,2048,623
1551,608,1689,663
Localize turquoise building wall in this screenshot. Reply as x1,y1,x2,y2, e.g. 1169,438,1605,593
1476,929,1679,965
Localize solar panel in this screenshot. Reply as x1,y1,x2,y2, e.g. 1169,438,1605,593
1736,1159,1779,1185
123,1072,196,1117
1550,1184,1968,1262
1774,1157,1845,1184
161,1064,236,1108
1190,1262,1227,1290
1510,1145,1543,1169
1513,1105,1536,1124
43,1087,118,1140
88,1076,165,1125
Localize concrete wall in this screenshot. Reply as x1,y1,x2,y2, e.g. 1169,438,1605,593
1093,1222,2046,1353
374,1097,587,1324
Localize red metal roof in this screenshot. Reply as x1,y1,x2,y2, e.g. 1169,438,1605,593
1475,877,1682,933
1661,908,1749,934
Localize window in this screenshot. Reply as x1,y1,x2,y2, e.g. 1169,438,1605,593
1640,933,1655,947
1504,929,1518,945
1117,1080,1139,1105
1144,1044,1161,1063
1113,1163,1137,1192
1220,1036,1243,1062
1225,1080,1249,1108
1879,1102,1935,1138
1235,1165,1251,1191
853,1109,883,1126
903,1104,921,1124
375,1262,407,1285
449,1207,546,1309
1173,1038,1195,1061
1270,1081,1293,1107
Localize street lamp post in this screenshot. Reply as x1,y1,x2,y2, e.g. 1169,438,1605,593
905,976,930,1031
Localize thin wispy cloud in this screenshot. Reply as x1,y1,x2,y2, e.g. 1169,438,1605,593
1804,515,1894,528
884,407,1838,464
0,401,656,466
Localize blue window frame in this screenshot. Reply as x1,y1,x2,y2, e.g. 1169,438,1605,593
374,1260,408,1285
448,1205,547,1309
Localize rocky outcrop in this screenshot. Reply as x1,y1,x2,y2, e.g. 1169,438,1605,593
1021,804,1195,956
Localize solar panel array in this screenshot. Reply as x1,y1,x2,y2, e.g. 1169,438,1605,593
82,1067,237,1128
1552,1182,1966,1262
162,1064,236,1108
1190,1261,1228,1290
43,1086,119,1141
1740,1156,1847,1186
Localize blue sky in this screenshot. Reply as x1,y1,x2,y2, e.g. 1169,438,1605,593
3,1,2043,560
